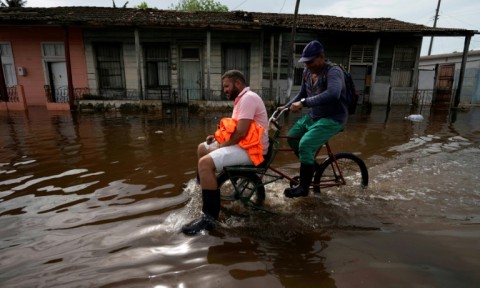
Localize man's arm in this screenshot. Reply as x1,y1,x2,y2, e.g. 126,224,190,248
281,68,307,110
219,118,252,147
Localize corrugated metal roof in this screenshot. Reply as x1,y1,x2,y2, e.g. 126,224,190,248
0,7,475,36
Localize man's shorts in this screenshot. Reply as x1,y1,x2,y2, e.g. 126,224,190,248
204,142,253,172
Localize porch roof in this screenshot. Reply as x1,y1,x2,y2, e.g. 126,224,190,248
0,7,476,37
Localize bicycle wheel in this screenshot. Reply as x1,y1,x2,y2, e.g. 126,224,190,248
313,153,368,194
217,171,265,207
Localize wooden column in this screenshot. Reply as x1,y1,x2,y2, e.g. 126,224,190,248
453,35,472,108
64,26,75,109
135,29,143,100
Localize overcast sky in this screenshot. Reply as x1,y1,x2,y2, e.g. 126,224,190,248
23,0,480,55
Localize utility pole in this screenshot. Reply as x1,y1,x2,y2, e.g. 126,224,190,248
285,0,301,104
428,0,441,55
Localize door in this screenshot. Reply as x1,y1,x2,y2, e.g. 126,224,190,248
435,64,454,105
1,43,17,87
223,44,250,81
350,65,368,104
144,44,171,101
49,62,68,102
180,47,202,102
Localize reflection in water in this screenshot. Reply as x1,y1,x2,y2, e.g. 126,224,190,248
207,234,334,287
0,106,479,287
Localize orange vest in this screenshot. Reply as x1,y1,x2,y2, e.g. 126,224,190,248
214,117,264,166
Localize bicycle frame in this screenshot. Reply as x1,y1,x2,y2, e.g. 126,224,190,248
224,108,347,190
266,139,346,189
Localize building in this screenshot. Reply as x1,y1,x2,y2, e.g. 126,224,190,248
419,50,480,106
0,7,476,111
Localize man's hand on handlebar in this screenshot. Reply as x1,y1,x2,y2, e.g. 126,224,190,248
277,101,303,113
289,101,303,112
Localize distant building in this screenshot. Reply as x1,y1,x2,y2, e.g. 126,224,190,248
419,50,480,106
0,7,476,111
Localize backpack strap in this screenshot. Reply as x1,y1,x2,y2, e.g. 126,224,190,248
322,62,336,90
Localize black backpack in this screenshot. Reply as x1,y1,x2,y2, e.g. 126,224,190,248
323,63,359,115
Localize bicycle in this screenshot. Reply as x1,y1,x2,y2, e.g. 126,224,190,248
216,108,369,213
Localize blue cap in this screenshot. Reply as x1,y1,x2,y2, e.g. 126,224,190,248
298,40,324,63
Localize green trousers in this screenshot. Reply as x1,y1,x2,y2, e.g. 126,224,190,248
287,115,344,165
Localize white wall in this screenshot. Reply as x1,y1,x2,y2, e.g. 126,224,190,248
420,50,480,105
418,69,435,90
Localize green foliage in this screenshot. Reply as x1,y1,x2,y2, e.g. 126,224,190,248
119,102,141,113
135,1,155,10
169,0,229,12
79,103,114,113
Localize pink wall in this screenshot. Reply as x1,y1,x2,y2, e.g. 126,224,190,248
0,27,88,107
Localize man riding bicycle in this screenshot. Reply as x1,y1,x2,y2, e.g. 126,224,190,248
279,40,348,198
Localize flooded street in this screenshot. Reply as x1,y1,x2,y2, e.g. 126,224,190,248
0,105,479,287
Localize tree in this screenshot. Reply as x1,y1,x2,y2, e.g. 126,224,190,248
169,0,228,12
135,1,153,10
112,0,128,8
1,0,27,7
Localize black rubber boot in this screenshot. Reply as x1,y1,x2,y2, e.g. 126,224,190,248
181,189,220,235
284,163,315,198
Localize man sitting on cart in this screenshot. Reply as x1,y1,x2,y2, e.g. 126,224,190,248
182,70,270,235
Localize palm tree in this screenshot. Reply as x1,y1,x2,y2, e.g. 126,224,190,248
112,0,128,8
1,0,27,7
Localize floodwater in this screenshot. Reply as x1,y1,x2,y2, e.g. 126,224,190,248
0,105,479,288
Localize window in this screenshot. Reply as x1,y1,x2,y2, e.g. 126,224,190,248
1,43,17,87
95,44,124,89
222,44,250,83
294,67,304,86
293,43,308,85
42,43,65,57
145,45,170,88
294,43,307,55
391,46,417,87
393,47,416,69
182,48,200,59
350,46,374,64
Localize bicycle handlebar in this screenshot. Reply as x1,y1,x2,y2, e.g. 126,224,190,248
268,107,289,130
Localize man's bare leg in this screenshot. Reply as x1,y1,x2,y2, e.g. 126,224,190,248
197,142,209,159
198,155,217,190
182,154,220,235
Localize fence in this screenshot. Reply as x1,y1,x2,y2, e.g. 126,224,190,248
70,87,280,104
388,89,437,106
0,86,20,102
44,85,70,103
0,85,27,111
3,85,450,110
6,86,18,102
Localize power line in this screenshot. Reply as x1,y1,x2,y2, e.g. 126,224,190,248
232,0,249,11
440,14,479,30
440,7,480,18
279,0,287,13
